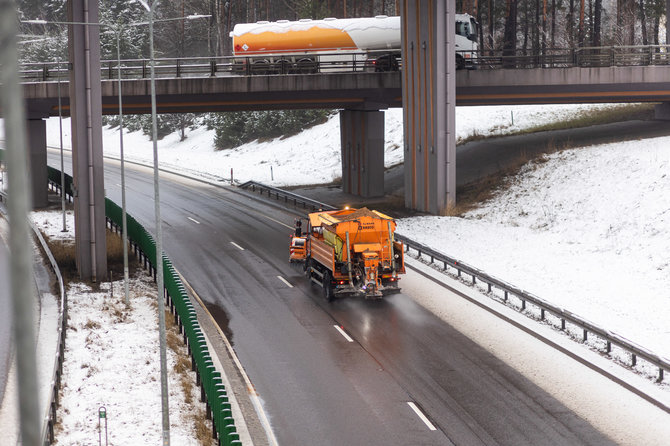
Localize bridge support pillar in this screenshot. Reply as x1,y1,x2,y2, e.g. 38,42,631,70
68,0,107,282
402,1,456,214
654,102,670,120
340,110,385,198
27,118,48,208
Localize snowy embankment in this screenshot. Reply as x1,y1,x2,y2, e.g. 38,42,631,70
397,135,670,363
41,103,670,372
32,212,210,445
44,103,620,186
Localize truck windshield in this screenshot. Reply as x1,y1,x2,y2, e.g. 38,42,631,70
456,19,478,43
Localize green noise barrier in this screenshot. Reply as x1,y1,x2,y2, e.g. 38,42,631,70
47,166,241,446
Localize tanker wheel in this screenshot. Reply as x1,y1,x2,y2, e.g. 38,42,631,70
323,271,334,302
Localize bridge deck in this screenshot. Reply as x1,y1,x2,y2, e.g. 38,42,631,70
22,66,670,117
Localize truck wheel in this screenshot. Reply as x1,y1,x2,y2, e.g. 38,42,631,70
323,271,334,302
456,54,465,70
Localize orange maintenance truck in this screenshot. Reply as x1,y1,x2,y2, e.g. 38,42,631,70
290,207,405,300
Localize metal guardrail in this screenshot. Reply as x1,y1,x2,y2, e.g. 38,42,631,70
237,178,670,384
31,218,67,446
239,180,336,212
44,167,241,445
19,50,395,82
0,188,67,446
233,177,670,384
396,233,670,383
469,44,670,69
18,44,670,82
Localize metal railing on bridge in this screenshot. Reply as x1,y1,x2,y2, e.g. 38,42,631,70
471,45,670,69
18,44,670,82
19,50,395,82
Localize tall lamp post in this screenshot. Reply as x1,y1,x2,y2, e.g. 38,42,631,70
111,12,209,308
135,2,170,442
133,2,209,443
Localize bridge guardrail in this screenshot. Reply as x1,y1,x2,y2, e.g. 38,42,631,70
18,44,670,82
30,215,67,446
395,233,670,384
45,166,241,445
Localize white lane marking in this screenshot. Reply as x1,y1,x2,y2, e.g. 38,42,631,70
262,214,294,230
277,276,293,288
230,241,245,251
187,216,201,225
179,273,280,446
407,401,437,431
115,183,122,188
334,325,354,343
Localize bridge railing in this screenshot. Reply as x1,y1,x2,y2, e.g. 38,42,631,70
19,44,670,82
19,50,397,82
470,44,670,69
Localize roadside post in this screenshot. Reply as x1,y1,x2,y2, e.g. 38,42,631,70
98,406,108,446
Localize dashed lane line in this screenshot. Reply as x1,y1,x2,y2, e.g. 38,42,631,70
407,401,437,431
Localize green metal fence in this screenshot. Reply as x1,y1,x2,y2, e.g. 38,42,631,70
48,166,240,445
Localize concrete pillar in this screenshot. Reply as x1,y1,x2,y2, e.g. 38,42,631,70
402,1,456,214
655,102,670,120
68,0,107,282
340,110,385,198
26,119,48,208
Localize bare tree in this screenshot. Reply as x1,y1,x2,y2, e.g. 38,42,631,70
550,0,556,47
503,0,518,64
593,0,602,46
567,0,575,47
578,0,585,46
488,0,495,51
640,0,648,44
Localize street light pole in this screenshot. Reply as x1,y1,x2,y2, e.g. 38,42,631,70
111,13,208,308
115,29,130,307
57,54,67,232
138,0,171,443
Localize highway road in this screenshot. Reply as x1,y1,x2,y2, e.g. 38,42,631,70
46,150,630,446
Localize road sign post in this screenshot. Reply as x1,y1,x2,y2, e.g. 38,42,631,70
98,406,108,446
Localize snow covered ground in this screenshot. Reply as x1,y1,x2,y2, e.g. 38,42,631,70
396,135,670,363
43,103,625,186
32,211,212,445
